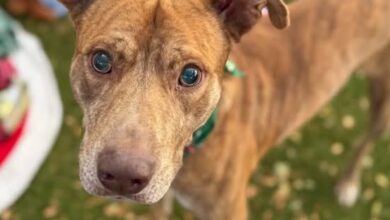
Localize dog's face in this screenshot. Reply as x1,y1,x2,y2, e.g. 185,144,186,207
62,0,289,203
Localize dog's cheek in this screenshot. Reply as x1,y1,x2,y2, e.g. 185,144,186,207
189,77,222,126
70,72,92,106
69,60,110,108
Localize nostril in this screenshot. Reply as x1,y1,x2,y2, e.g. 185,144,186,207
131,178,144,186
101,172,115,181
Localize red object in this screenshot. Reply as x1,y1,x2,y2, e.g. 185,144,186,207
0,58,16,90
0,114,27,167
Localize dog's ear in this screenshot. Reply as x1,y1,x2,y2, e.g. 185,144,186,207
266,0,290,29
59,0,92,19
212,0,290,41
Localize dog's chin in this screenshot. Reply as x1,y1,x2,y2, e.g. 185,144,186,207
80,178,173,204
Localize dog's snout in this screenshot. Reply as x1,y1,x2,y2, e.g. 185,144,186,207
97,149,155,195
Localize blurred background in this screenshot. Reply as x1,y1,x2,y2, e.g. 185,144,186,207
0,0,390,220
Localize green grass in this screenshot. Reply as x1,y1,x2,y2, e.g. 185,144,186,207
1,15,390,220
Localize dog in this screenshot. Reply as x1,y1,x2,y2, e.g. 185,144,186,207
60,0,390,219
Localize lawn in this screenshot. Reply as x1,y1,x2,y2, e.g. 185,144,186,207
1,9,390,220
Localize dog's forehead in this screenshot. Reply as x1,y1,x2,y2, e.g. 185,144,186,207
75,0,226,69
77,0,211,38
75,0,213,48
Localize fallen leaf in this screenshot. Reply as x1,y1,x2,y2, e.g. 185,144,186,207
362,155,374,169
342,115,355,129
247,184,258,199
43,200,59,219
363,188,375,202
289,132,302,143
327,165,339,177
295,212,308,220
274,162,290,182
371,201,383,217
359,97,370,110
375,174,389,188
319,106,333,118
330,142,344,156
273,182,291,210
103,203,127,218
261,175,276,188
86,197,106,208
0,210,12,220
124,212,135,220
289,199,302,212
64,115,77,127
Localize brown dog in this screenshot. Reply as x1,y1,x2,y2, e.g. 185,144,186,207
60,0,390,219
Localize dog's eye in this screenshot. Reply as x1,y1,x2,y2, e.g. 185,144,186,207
91,50,112,74
179,65,202,87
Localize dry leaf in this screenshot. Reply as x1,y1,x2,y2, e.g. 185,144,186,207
327,165,339,177
375,174,389,188
371,201,383,217
342,115,355,129
261,175,276,188
319,106,332,118
43,200,59,219
289,132,302,143
103,203,127,218
124,212,136,220
363,188,375,201
359,97,370,110
362,155,374,169
64,115,77,127
330,142,344,156
0,210,12,220
247,184,258,199
273,182,291,210
289,199,302,212
274,162,290,182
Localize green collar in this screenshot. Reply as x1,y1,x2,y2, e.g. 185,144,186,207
184,60,244,157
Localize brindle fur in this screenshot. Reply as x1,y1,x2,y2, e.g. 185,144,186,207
61,0,390,219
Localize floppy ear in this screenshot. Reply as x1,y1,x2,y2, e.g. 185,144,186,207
213,0,290,41
266,0,290,29
59,0,92,19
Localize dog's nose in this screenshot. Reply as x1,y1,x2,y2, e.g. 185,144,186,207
97,149,155,195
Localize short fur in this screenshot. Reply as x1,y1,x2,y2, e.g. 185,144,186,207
61,0,390,219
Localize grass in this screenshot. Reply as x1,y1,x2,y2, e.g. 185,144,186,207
1,12,390,220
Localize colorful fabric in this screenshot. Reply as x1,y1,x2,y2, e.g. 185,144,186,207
0,58,29,137
0,58,15,90
0,9,17,58
0,17,62,213
0,114,26,166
